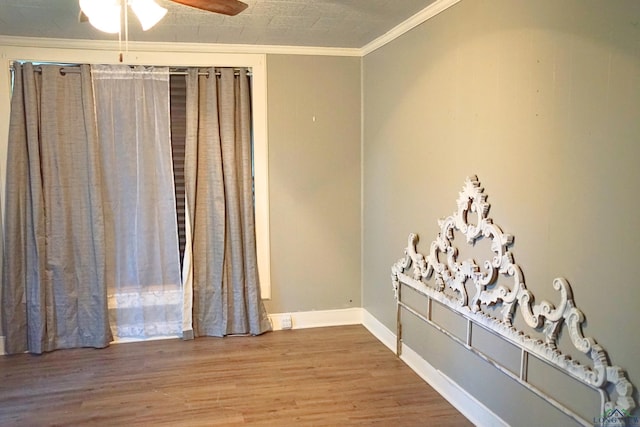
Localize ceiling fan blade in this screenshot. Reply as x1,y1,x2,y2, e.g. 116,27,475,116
170,0,248,16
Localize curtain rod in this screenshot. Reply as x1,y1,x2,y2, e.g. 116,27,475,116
11,64,251,77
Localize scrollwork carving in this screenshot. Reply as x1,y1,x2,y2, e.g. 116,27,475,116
390,176,636,418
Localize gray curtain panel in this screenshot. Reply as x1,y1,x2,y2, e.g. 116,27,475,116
1,63,111,354
185,67,271,337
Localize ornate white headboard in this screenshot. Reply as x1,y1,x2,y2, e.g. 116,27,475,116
391,176,636,426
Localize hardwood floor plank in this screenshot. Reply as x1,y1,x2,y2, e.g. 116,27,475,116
0,325,471,426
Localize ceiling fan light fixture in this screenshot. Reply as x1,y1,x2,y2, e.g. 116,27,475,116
79,0,122,33
129,0,168,31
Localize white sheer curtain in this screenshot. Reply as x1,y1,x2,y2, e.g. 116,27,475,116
91,65,183,340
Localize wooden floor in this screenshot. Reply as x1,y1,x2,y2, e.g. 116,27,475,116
0,325,471,426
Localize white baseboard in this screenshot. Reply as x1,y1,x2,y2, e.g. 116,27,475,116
0,335,5,355
269,307,363,331
361,309,397,352
362,309,507,427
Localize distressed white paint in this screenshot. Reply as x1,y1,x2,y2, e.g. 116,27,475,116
391,176,637,423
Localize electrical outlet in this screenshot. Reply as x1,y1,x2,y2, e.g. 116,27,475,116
281,315,292,330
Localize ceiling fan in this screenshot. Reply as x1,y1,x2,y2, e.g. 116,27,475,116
169,0,248,16
80,0,248,33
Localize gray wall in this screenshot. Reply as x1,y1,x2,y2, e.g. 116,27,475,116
265,54,362,314
363,1,640,425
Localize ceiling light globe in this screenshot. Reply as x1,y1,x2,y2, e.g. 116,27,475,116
129,0,168,31
80,0,122,33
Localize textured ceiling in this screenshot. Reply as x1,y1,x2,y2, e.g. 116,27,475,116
0,0,438,48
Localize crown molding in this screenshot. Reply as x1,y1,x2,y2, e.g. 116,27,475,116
0,35,361,58
361,0,462,56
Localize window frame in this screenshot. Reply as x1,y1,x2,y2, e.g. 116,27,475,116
0,40,272,299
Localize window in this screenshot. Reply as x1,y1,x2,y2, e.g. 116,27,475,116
0,48,270,299
170,73,187,264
